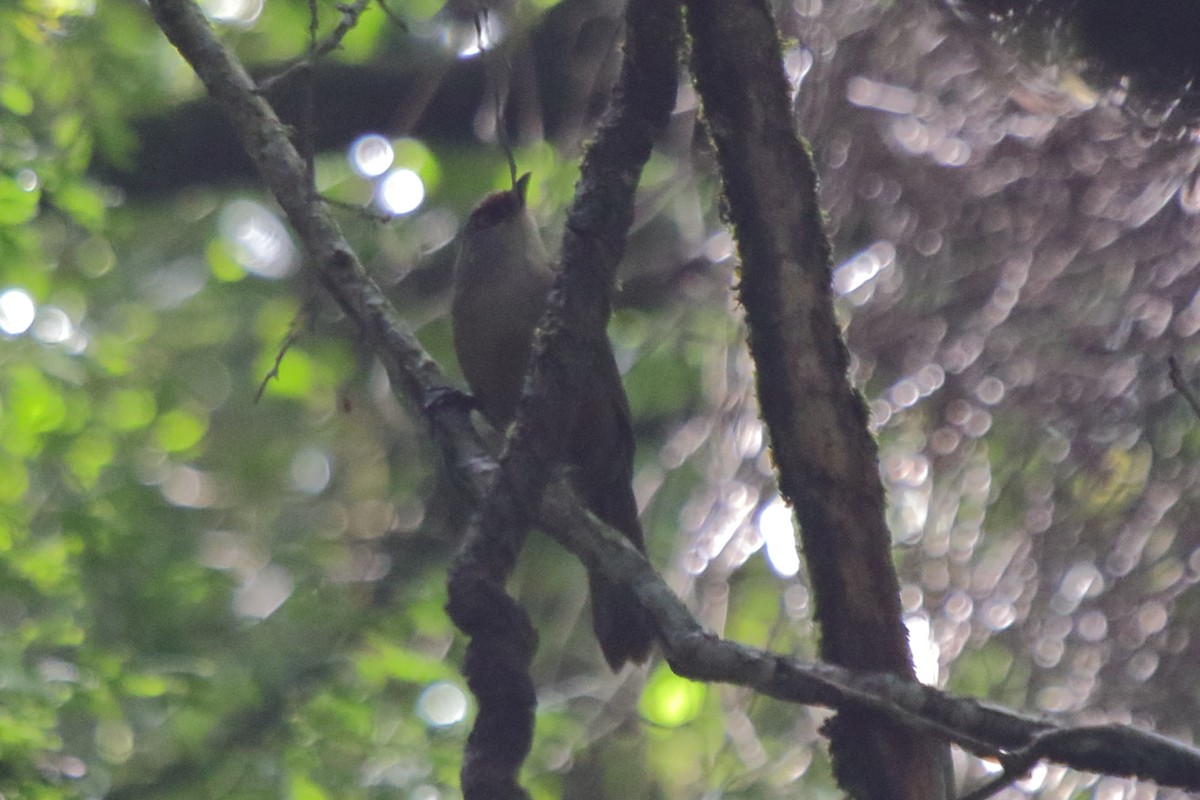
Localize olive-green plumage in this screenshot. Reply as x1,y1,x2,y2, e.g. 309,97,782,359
451,174,654,670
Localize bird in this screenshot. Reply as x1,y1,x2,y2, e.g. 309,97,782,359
451,172,655,670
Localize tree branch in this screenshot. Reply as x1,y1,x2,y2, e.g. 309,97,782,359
540,486,1200,792
686,1,952,796
445,0,684,795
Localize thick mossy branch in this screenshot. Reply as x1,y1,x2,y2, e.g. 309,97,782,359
685,0,952,797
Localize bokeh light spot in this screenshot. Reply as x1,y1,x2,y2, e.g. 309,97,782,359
982,600,1016,631
143,256,208,309
1136,600,1168,635
0,288,36,335
417,682,468,727
16,168,38,191
975,376,1005,405
234,564,293,619
448,19,503,58
349,134,394,178
95,719,134,764
377,169,425,215
1076,609,1108,642
202,0,263,26
219,200,296,278
905,613,940,685
32,306,73,344
757,496,799,577
833,241,895,295
1126,650,1160,682
639,663,706,727
160,464,215,509
290,447,331,495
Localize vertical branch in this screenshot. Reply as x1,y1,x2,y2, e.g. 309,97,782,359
445,483,539,800
446,0,683,797
684,1,953,798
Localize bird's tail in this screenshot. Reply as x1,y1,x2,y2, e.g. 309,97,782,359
589,571,655,671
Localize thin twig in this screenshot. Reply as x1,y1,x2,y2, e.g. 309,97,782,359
321,194,398,222
257,0,372,93
299,0,319,187
472,9,518,185
255,302,313,402
372,0,407,31
1168,355,1200,418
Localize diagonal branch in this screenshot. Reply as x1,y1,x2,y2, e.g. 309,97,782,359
541,485,1200,792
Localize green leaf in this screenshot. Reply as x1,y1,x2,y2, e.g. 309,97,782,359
122,672,173,698
7,364,67,440
103,388,157,431
289,774,328,800
356,637,457,688
18,536,72,593
207,237,245,282
0,454,30,503
65,429,113,489
0,81,34,116
0,175,40,225
53,181,105,229
155,408,208,452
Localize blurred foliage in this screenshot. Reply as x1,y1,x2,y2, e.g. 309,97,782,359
2,0,1199,798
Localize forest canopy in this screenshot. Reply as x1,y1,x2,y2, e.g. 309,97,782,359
3,0,1200,798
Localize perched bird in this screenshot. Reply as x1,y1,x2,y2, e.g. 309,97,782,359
451,173,655,670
